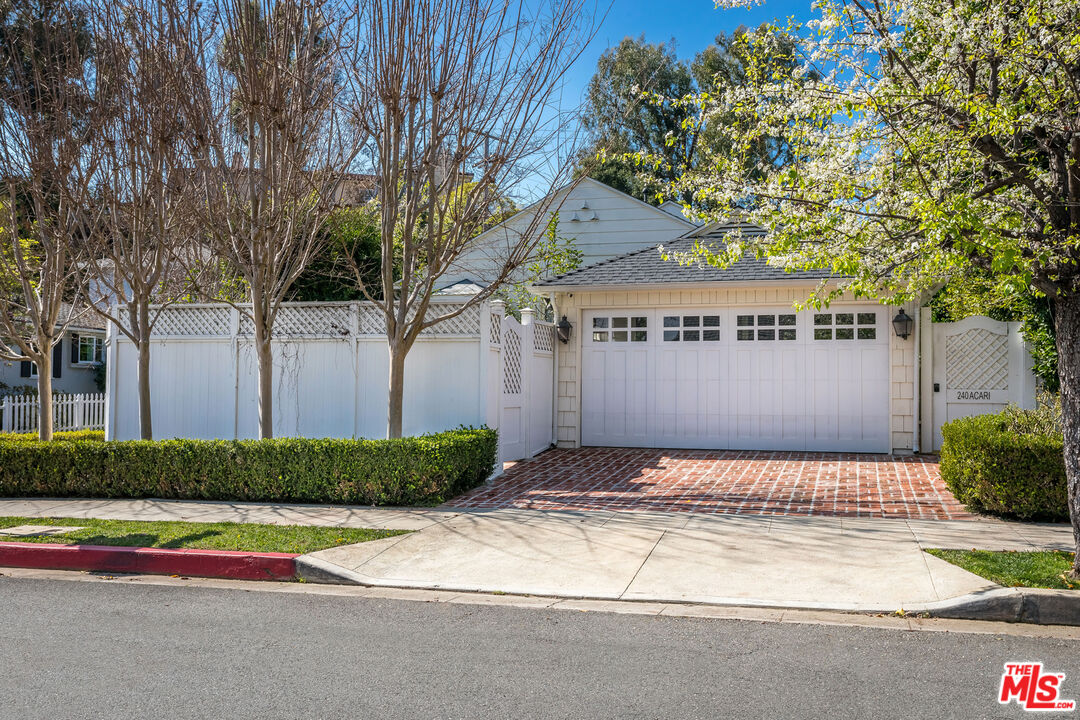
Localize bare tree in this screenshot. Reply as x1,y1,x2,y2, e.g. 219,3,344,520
352,0,595,438
184,0,365,438
81,0,204,440
0,0,98,440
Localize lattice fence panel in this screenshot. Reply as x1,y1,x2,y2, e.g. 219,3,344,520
533,323,555,353
356,302,480,336
145,301,483,339
357,305,386,335
503,326,522,395
238,305,353,338
489,311,502,345
420,303,481,336
151,306,232,337
946,328,1009,390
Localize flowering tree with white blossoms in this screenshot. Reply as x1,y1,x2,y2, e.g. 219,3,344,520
669,0,1080,575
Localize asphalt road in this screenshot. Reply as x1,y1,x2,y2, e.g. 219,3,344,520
0,576,1076,720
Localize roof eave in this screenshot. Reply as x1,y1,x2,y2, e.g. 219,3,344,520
531,277,842,294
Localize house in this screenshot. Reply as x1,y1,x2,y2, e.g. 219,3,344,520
107,178,1036,457
530,217,1039,454
1,312,107,396
437,177,696,293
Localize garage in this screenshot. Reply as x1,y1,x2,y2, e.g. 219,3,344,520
579,305,891,452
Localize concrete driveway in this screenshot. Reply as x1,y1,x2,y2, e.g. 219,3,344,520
451,448,973,520
303,508,1072,611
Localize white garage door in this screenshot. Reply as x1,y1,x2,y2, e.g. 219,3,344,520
580,306,891,452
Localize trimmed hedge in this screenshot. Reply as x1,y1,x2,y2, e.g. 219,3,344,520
940,410,1067,521
4,430,105,443
0,427,497,507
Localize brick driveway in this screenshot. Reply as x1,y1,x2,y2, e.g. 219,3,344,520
451,448,974,520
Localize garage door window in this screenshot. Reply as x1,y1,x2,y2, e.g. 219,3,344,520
663,315,719,342
593,316,647,342
737,314,796,341
813,312,877,340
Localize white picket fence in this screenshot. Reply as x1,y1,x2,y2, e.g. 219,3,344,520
0,393,106,434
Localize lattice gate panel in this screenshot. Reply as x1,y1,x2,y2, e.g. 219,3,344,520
503,325,522,395
533,323,555,353
945,328,1009,390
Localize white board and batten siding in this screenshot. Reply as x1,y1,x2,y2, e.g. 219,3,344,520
443,178,694,288
106,300,555,465
581,305,891,452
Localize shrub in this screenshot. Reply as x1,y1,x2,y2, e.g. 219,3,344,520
3,430,106,443
940,408,1067,521
0,427,497,507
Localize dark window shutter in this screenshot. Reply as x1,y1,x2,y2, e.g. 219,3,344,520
70,333,80,364
52,342,62,379
20,361,31,378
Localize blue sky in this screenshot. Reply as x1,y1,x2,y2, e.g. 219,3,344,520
560,0,818,107
520,1,818,200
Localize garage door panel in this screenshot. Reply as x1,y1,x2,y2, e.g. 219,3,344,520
582,306,890,452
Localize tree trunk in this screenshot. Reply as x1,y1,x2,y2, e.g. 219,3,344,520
1055,293,1080,578
387,341,405,439
255,328,274,440
136,302,153,440
36,355,53,441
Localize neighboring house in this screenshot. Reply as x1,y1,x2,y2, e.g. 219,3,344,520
1,312,107,396
437,177,696,293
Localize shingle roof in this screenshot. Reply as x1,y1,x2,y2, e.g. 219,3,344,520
535,224,836,288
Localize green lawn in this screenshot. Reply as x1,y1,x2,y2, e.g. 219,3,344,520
926,548,1078,590
0,516,406,554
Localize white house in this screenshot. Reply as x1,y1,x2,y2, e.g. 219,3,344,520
436,177,695,292
108,179,1037,457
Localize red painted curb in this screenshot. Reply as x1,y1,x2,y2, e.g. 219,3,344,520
0,542,297,581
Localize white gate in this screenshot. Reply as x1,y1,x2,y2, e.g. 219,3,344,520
500,316,527,462
497,307,555,463
929,316,1036,450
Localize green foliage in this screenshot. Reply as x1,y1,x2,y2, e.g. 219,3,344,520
290,206,384,302
4,431,104,442
926,549,1078,590
178,258,249,303
580,29,805,205
0,515,405,554
497,213,582,319
0,428,497,506
940,408,1067,521
0,0,93,129
931,278,1059,392
667,1,1080,309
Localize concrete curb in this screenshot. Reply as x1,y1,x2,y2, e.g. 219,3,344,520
0,542,298,581
919,587,1080,626
294,557,1080,626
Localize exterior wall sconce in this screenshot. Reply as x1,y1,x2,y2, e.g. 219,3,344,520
556,316,572,344
892,308,914,339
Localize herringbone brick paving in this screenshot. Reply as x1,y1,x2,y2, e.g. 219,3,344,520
450,448,974,520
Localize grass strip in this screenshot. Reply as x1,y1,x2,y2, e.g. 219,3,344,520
0,515,406,555
926,548,1077,590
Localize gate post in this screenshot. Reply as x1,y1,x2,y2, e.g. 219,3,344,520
520,308,535,459
1,396,9,433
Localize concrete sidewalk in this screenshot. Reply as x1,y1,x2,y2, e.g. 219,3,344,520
1,498,1075,614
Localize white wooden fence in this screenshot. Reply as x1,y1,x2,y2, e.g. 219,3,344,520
106,299,556,464
1,393,106,434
